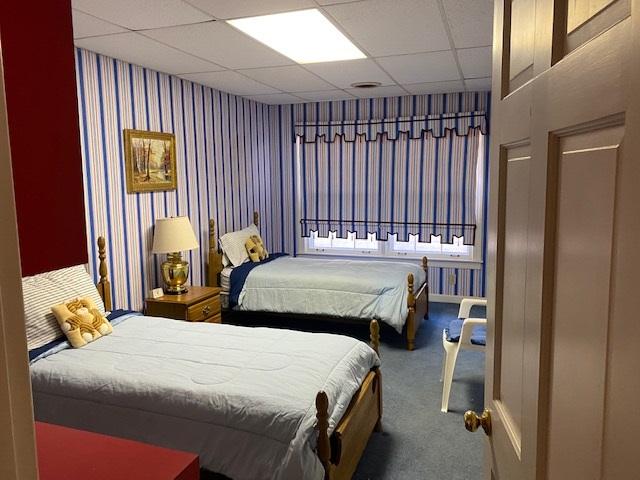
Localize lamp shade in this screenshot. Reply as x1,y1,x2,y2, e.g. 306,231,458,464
151,217,199,254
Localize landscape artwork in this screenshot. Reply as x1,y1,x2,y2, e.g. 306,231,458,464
123,129,177,193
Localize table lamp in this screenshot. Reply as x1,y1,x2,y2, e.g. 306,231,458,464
151,216,199,294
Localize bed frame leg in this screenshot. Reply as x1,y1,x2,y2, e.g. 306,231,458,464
374,368,383,432
406,273,416,351
369,320,380,355
316,392,331,480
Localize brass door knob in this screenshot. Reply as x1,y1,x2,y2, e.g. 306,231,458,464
464,409,492,436
202,306,211,316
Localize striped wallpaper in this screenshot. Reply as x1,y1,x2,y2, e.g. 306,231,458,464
76,49,274,311
267,92,491,297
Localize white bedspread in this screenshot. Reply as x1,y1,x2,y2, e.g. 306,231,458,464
237,257,427,332
30,315,379,480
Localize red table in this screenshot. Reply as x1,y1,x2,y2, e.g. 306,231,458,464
36,422,199,480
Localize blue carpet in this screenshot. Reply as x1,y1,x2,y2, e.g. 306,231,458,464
223,302,485,479
353,302,485,480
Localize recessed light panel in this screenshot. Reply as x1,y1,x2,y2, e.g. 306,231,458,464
228,9,366,64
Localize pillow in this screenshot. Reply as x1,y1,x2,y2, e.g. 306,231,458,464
51,297,112,348
219,224,261,267
22,265,106,350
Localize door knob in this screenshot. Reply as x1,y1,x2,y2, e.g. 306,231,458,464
464,408,492,436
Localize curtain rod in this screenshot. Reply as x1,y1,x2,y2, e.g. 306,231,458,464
295,112,486,128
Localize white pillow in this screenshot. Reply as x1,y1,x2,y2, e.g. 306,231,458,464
219,224,260,267
22,265,106,350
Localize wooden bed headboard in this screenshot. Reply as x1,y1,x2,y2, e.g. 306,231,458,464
207,211,259,288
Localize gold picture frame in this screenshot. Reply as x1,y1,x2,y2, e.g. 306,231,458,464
123,129,177,193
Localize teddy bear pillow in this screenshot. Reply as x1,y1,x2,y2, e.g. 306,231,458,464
51,297,113,348
245,234,269,262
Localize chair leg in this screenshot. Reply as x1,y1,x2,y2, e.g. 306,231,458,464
441,342,459,413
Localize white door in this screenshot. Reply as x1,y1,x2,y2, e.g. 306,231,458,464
464,1,640,479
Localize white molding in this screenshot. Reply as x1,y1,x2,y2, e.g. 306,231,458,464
429,294,487,304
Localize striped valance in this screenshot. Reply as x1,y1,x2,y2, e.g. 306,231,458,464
295,111,487,143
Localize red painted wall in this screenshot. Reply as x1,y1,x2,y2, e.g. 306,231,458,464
0,1,87,276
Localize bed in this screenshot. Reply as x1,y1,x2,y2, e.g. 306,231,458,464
28,237,383,480
208,213,429,351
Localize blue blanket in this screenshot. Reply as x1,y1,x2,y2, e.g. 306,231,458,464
229,253,288,308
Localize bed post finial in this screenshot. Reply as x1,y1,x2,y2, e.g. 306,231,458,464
422,256,428,273
316,391,331,479
209,219,216,246
96,236,112,311
208,219,223,288
253,210,259,227
369,320,380,355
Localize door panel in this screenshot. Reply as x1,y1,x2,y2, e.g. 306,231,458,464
509,0,536,91
565,0,630,53
498,148,532,446
547,127,622,479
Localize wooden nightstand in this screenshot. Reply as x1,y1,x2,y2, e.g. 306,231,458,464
145,286,222,323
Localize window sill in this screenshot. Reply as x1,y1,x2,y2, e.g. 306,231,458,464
298,251,482,270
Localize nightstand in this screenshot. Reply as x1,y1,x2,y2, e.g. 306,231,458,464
145,286,222,323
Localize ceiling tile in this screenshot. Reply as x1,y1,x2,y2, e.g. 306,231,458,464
184,0,315,20
142,22,293,69
179,71,280,95
465,77,492,92
295,90,356,101
305,59,394,89
72,10,128,38
376,51,460,84
72,0,212,30
345,85,407,98
244,93,305,104
403,80,465,95
325,0,450,56
237,66,335,92
457,46,492,78
75,32,223,75
442,0,493,49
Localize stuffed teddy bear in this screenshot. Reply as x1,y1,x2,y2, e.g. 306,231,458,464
245,234,269,262
51,297,113,348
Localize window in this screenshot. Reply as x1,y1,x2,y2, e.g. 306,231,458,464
388,234,472,259
305,232,473,260
306,231,379,254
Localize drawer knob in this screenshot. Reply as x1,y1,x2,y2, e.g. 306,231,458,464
202,306,211,316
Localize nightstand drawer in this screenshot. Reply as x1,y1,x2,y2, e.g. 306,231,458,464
187,296,221,322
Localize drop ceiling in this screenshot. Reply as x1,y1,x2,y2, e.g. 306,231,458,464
72,0,493,104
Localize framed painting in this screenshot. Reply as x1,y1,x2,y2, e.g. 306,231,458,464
123,129,177,193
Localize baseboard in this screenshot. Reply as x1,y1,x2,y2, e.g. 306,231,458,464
429,294,486,304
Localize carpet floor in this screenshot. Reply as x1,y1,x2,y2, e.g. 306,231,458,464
224,302,486,480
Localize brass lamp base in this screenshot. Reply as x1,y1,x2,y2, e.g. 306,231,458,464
161,252,190,295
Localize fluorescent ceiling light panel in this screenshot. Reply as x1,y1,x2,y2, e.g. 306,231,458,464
228,9,366,64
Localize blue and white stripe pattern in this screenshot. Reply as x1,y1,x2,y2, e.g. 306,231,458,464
76,49,274,311
299,127,482,244
268,92,491,297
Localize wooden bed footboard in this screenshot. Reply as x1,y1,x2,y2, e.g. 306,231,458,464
316,320,382,480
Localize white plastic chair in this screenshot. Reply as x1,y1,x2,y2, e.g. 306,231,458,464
440,298,487,413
